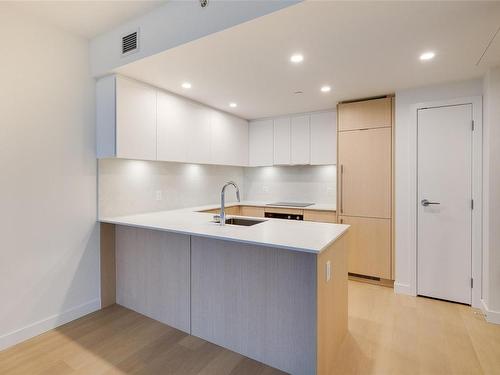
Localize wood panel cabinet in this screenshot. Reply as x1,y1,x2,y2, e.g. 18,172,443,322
337,97,394,281
249,120,273,166
339,216,391,279
338,127,392,218
240,206,265,217
338,97,392,131
304,210,337,223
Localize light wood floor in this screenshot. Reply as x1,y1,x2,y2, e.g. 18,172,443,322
1,281,499,375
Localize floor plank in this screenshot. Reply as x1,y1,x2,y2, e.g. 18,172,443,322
1,282,499,375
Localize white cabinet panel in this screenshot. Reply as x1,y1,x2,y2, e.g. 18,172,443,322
116,76,157,160
273,117,291,165
157,91,188,162
290,115,310,165
210,110,249,166
249,120,273,166
310,111,336,165
157,92,211,164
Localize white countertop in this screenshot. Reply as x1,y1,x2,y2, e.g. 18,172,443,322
100,203,347,254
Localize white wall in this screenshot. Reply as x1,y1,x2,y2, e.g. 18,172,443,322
98,159,244,217
394,79,483,295
244,165,336,206
483,66,500,323
0,5,99,350
90,1,299,77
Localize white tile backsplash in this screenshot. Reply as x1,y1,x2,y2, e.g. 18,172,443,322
243,165,336,204
98,160,336,217
98,159,244,217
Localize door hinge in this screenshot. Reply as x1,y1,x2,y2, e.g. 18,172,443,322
472,120,475,131
471,199,474,210
471,278,474,288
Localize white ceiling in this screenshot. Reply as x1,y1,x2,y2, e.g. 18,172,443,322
5,1,166,39
116,1,500,120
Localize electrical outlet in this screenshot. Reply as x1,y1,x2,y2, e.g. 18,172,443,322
262,185,269,193
327,186,334,195
326,261,331,282
155,190,163,201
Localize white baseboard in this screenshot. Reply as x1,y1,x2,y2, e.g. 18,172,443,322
0,298,101,351
394,281,415,296
481,299,500,325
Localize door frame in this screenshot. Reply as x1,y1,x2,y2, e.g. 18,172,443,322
409,96,482,308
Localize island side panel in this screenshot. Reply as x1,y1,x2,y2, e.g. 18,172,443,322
115,225,191,333
100,222,116,308
191,237,317,375
317,234,348,375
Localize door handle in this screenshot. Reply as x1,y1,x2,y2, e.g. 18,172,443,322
340,164,344,214
421,199,440,207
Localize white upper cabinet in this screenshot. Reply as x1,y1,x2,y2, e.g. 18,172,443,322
310,111,336,165
290,115,310,165
97,75,248,166
157,92,211,164
210,110,249,166
115,76,157,160
249,120,273,166
273,117,291,165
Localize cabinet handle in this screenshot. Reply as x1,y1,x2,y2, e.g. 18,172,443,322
340,164,344,214
340,218,343,224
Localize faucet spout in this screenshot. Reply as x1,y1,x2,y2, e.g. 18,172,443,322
219,181,241,225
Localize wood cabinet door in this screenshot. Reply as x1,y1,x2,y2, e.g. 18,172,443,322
339,216,391,279
303,210,336,223
249,120,274,166
116,76,157,160
338,97,392,131
240,206,265,217
310,111,336,165
338,127,392,218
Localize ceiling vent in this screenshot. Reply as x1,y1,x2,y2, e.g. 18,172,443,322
121,30,139,56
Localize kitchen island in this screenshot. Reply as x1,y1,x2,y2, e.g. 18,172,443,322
99,206,349,375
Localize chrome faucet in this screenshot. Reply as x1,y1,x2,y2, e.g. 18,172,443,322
216,181,240,225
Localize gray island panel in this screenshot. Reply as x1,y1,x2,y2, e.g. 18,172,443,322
191,236,317,375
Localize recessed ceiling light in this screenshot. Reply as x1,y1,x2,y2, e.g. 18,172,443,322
419,51,435,61
229,102,237,108
290,54,304,63
181,82,192,89
320,85,331,93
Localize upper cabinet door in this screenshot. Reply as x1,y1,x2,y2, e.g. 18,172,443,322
249,120,273,166
115,76,157,160
290,115,310,165
338,97,392,131
338,127,392,218
273,117,291,165
157,91,188,162
310,111,336,165
157,91,211,164
210,110,249,166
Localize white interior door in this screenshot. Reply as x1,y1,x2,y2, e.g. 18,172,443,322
417,104,472,304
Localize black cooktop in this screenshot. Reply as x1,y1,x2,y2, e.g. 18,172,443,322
266,202,314,208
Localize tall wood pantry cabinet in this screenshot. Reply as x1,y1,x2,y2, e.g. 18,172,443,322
337,97,394,281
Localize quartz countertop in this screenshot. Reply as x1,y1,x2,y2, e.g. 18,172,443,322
100,203,347,254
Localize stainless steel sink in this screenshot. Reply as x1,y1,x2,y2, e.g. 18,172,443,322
224,217,266,226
